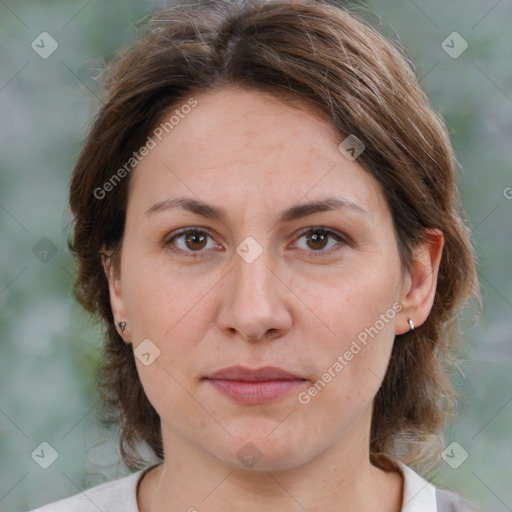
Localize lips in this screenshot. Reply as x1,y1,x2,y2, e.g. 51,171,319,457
204,365,307,405
204,365,305,382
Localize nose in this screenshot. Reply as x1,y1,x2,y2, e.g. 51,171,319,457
217,242,293,343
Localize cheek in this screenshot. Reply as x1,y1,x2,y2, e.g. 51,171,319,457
298,324,396,425
297,263,400,403
299,257,401,342
122,253,216,340
125,265,212,419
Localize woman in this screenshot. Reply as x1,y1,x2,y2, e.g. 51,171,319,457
30,0,479,510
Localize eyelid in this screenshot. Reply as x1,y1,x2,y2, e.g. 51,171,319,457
163,227,221,255
293,226,351,245
290,226,351,256
163,226,351,258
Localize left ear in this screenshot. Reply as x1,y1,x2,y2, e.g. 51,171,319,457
396,228,444,335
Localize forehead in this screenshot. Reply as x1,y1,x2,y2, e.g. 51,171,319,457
128,86,387,219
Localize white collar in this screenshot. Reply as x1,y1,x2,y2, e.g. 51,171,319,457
30,461,440,511
396,461,437,511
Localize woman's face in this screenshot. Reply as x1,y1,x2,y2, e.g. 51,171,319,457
105,86,419,471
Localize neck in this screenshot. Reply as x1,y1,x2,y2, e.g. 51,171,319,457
138,410,403,512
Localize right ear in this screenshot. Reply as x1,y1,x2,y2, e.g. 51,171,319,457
100,248,132,343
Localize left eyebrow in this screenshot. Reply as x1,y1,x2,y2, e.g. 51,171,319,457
144,196,368,223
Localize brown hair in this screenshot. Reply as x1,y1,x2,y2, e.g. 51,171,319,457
67,0,480,474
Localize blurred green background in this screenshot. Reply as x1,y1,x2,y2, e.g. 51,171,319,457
0,1,510,511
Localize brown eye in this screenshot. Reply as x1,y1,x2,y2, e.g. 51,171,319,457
294,227,348,257
183,230,208,251
164,228,218,257
306,230,330,250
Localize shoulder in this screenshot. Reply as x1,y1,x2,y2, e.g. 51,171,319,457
397,462,473,512
26,465,156,512
435,486,474,512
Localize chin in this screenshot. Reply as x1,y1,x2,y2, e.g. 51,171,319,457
214,423,311,472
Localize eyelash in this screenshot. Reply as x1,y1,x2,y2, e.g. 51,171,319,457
163,227,349,259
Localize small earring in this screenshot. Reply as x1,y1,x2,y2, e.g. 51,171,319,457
118,321,126,332
408,318,415,331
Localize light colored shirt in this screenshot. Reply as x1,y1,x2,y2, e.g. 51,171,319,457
27,461,468,511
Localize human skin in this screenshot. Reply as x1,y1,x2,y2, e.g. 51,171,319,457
103,85,444,512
